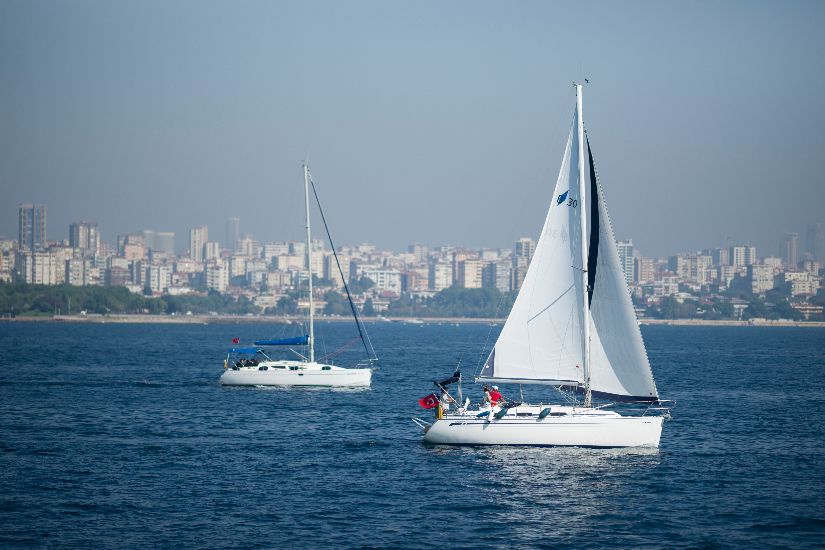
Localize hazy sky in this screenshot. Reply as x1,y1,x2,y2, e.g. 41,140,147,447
1,0,823,257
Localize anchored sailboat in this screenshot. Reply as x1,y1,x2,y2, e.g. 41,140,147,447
415,84,670,447
221,164,376,388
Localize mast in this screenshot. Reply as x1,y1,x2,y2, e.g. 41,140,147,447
303,163,315,363
576,83,592,407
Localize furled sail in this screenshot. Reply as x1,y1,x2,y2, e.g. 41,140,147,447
254,335,309,346
478,112,587,386
585,140,659,402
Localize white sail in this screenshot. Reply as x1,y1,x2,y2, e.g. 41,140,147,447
586,148,659,401
479,113,587,386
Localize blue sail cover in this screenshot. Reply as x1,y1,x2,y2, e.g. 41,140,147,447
254,335,309,346
230,347,262,354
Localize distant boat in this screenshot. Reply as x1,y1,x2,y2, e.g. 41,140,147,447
221,164,377,388
415,85,671,447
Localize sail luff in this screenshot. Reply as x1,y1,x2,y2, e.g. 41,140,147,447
576,84,592,407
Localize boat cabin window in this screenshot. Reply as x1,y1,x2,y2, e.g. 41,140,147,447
258,366,268,371
289,366,299,371
321,366,331,370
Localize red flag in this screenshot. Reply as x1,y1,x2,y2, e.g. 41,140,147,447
418,393,439,409
232,337,240,344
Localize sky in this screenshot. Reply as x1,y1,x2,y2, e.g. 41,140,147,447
1,0,824,258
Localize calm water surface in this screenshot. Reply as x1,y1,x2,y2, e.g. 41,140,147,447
1,322,824,548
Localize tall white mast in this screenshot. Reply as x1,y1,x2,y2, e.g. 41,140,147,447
576,83,592,407
303,163,315,363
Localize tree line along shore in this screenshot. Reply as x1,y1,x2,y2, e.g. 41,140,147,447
1,282,823,323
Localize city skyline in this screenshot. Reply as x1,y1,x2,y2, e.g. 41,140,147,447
2,2,824,258
3,202,824,262
4,198,822,321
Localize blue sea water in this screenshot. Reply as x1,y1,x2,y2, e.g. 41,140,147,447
1,322,824,549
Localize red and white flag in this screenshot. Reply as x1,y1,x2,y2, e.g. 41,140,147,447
418,393,439,409
231,337,240,344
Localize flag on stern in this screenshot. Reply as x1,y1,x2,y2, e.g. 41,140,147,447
232,337,240,344
418,393,439,409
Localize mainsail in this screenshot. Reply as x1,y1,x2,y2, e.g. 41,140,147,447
478,110,587,386
479,89,658,402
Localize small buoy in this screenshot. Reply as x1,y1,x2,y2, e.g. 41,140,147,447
538,408,552,419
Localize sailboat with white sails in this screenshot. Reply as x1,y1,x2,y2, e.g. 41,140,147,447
415,84,670,447
220,164,376,388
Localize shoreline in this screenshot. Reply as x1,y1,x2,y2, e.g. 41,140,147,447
0,314,823,327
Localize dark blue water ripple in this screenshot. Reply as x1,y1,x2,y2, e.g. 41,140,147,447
1,322,824,548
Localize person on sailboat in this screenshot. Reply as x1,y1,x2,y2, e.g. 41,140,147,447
439,391,455,411
489,386,504,406
481,386,493,409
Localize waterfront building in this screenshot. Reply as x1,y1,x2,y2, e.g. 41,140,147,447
117,233,145,256
123,243,146,261
729,245,757,267
323,253,350,288
511,237,535,292
17,251,58,285
65,258,99,287
204,241,221,261
361,268,402,294
482,259,512,293
105,266,130,287
428,261,453,291
265,271,291,290
18,204,46,251
616,239,634,285
205,260,228,292
779,271,821,296
780,232,799,268
288,241,306,261
225,217,240,251
747,264,774,295
710,247,729,267
69,221,100,254
511,265,529,292
144,264,171,293
274,254,304,271
653,273,679,297
189,226,208,261
403,266,430,292
514,237,536,264
457,259,484,289
806,222,825,263
408,244,429,264
717,265,738,288
801,260,821,275
636,257,656,284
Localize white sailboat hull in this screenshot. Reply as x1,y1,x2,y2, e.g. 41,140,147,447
220,361,372,387
422,407,662,448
